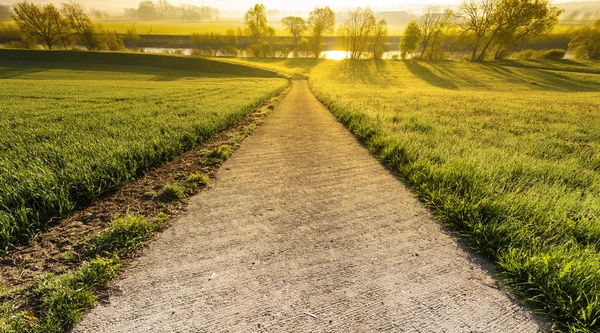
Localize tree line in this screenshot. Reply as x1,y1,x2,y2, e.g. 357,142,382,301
6,1,130,50
1,1,599,60
399,0,599,60
123,0,219,22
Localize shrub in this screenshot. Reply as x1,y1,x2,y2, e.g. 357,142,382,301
510,48,566,60
220,45,239,57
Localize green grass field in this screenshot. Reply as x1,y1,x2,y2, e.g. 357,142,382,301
304,59,600,331
0,55,286,252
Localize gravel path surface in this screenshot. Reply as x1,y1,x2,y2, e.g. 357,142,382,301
74,80,546,332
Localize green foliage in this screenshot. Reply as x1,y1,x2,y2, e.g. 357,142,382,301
569,19,600,59
205,146,231,166
0,22,20,44
29,258,119,332
281,16,307,46
11,2,70,49
184,173,210,193
510,48,566,60
458,0,563,61
0,51,286,251
308,6,335,57
0,301,36,333
83,215,158,257
220,45,239,57
244,4,269,43
400,20,423,59
310,60,600,331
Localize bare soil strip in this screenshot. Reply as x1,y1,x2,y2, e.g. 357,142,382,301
74,80,546,332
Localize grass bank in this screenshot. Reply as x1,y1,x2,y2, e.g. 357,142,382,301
308,59,600,332
0,51,287,251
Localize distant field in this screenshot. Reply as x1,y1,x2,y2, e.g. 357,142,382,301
98,19,270,35
0,55,286,251
304,59,600,331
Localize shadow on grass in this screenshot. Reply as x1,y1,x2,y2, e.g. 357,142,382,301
405,60,459,90
336,60,392,87
483,63,600,92
0,60,239,81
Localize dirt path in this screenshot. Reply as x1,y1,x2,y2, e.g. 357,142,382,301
74,80,545,332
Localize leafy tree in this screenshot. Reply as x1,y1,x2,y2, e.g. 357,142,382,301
418,6,453,59
281,16,306,47
12,2,71,49
0,5,11,21
62,2,97,50
371,19,388,59
244,4,268,43
568,19,600,59
400,20,423,59
308,6,335,58
458,0,563,61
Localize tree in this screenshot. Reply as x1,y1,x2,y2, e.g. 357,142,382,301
46,3,71,49
62,2,96,50
0,5,11,21
568,19,600,59
400,20,423,59
340,7,375,59
281,16,306,47
308,6,335,58
244,4,268,43
12,2,71,49
458,0,563,61
137,1,157,21
371,19,388,59
418,6,453,59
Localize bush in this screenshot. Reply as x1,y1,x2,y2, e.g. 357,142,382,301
540,49,566,60
220,45,238,57
510,48,566,60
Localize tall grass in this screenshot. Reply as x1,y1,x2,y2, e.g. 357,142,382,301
0,56,286,251
309,59,600,331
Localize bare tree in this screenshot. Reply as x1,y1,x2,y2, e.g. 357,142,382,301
12,2,70,49
244,4,268,43
418,6,453,59
341,7,375,59
62,2,96,50
308,6,335,58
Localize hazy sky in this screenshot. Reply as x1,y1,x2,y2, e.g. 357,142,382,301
2,0,598,14
194,0,458,11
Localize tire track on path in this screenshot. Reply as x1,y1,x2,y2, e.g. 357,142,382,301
74,80,546,332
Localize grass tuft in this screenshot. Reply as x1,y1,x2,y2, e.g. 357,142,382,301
82,215,159,258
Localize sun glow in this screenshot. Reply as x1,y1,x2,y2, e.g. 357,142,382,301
322,51,350,61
